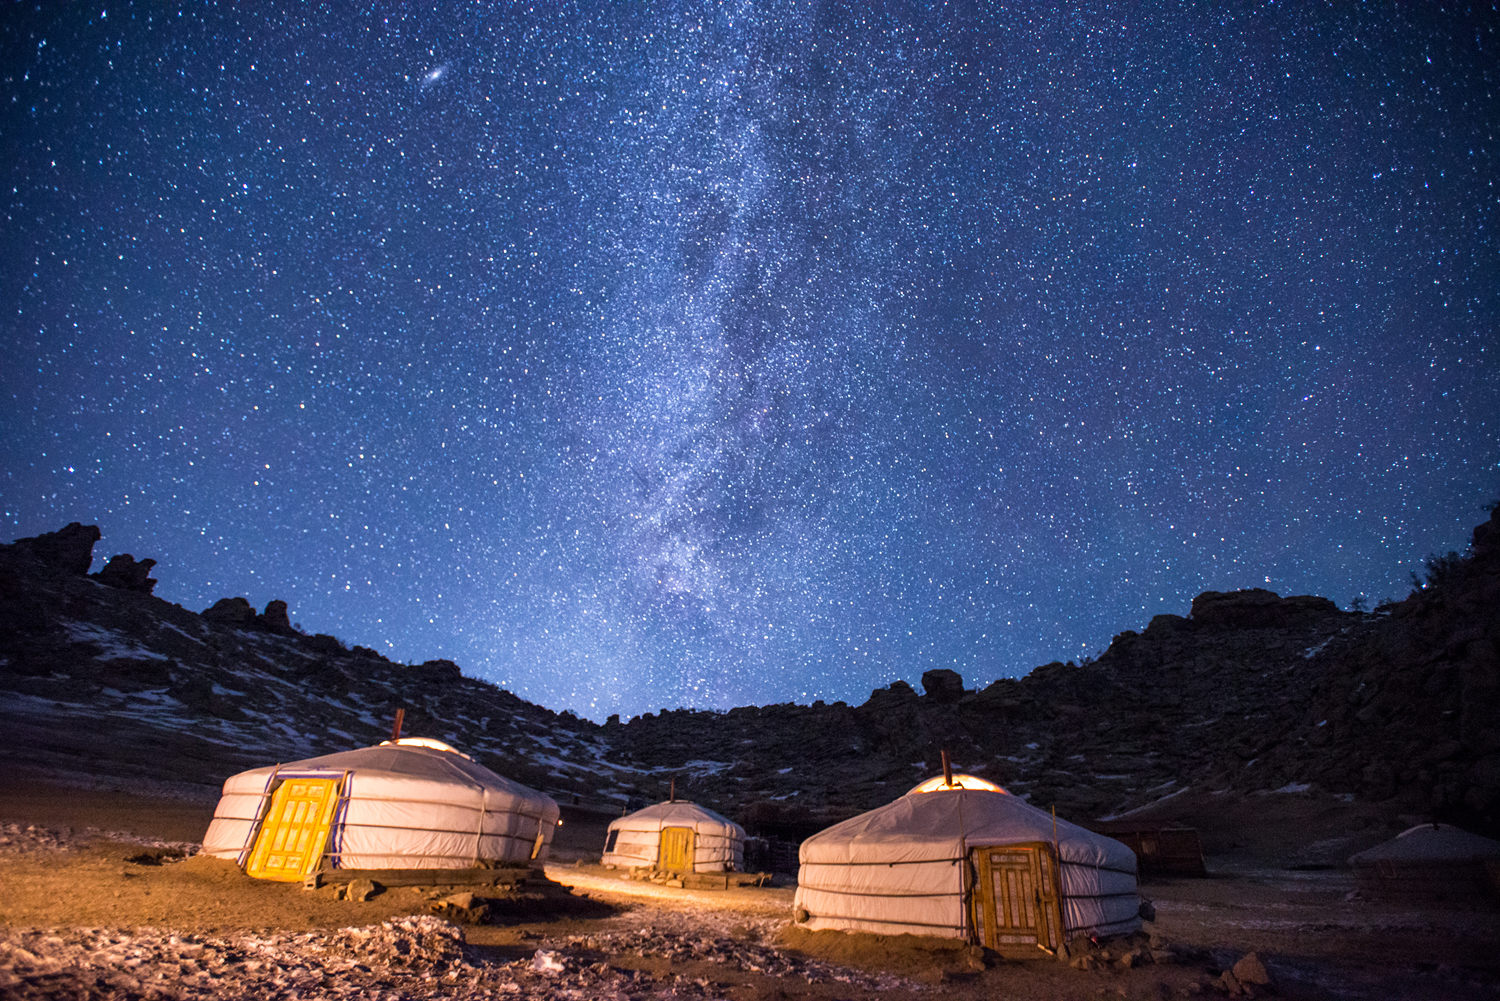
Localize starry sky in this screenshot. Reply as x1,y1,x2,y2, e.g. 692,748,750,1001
3,2,1497,721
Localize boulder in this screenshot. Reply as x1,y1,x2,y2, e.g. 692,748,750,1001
418,659,463,683
863,679,918,710
202,597,256,626
256,599,295,635
1232,952,1273,986
343,878,379,902
429,890,489,924
921,669,964,702
91,554,158,593
5,522,100,575
1145,613,1188,634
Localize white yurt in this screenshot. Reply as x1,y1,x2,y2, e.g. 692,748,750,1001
794,774,1140,954
1349,823,1500,899
202,738,560,881
602,799,745,873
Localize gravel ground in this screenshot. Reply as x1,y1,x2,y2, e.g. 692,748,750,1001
0,908,916,1000
0,822,914,1000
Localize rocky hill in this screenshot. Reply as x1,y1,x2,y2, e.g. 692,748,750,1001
2,509,1497,840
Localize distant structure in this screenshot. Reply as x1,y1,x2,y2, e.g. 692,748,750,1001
602,799,745,873
1350,823,1500,900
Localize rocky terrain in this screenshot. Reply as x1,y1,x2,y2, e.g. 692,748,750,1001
2,507,1497,840
0,865,904,1001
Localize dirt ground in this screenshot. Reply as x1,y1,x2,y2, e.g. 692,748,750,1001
2,774,1498,1000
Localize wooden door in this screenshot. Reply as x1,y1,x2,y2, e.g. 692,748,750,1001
658,826,695,871
246,778,342,881
972,843,1063,956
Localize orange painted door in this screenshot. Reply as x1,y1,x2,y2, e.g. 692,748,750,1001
246,778,342,881
658,826,695,871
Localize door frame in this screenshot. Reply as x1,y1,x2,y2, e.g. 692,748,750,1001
658,825,696,871
970,841,1064,956
245,773,347,881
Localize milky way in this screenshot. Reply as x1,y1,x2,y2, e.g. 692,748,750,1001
3,4,1497,719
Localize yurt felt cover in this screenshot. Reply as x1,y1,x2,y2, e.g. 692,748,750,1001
1350,824,1500,865
1348,824,1500,897
603,800,746,872
202,743,560,869
796,789,1140,941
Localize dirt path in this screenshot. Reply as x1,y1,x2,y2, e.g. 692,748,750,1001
545,862,796,915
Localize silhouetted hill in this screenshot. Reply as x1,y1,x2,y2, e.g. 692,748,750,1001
2,508,1496,839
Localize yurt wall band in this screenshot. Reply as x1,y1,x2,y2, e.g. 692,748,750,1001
796,856,972,936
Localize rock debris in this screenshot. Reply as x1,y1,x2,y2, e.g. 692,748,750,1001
0,908,915,1000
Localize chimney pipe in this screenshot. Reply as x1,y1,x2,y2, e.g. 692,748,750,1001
941,749,953,788
391,708,405,743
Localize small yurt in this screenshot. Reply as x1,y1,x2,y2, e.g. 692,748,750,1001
1349,823,1500,899
794,774,1140,955
602,799,745,873
202,737,560,881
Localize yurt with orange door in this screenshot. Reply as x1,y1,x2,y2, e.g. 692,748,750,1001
201,738,560,880
793,774,1140,955
602,800,745,873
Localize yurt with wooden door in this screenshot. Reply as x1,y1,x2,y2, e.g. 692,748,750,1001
201,737,560,881
602,799,746,873
794,774,1140,955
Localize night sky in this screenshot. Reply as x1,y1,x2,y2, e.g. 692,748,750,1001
3,3,1497,720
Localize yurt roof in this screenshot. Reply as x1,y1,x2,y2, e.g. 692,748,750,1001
1349,824,1500,865
608,800,744,835
801,787,1134,870
224,739,551,805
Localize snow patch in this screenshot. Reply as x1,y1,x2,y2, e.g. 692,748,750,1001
61,620,168,661
1269,782,1313,794
1302,637,1333,659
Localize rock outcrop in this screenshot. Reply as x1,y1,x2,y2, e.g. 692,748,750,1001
201,596,256,626
1,522,100,576
258,599,295,635
91,554,158,593
1283,504,1500,827
201,596,296,635
920,668,965,702
1189,588,1342,628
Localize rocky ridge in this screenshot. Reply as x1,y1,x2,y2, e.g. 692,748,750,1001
2,509,1497,838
